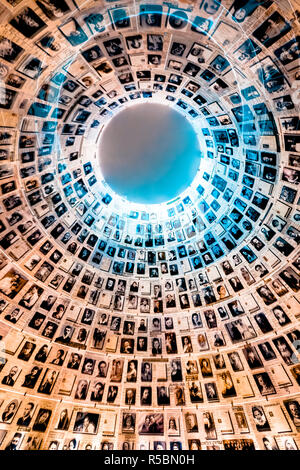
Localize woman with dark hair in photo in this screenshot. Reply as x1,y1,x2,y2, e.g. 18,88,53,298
272,305,291,326
254,373,275,396
152,337,161,355
90,382,105,402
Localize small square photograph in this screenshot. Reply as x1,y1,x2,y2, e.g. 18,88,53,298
32,408,52,432
103,38,124,57
36,0,71,20
253,372,276,396
225,317,256,343
0,268,27,299
280,437,298,451
126,34,143,50
36,33,62,57
19,285,43,310
283,399,300,430
138,413,164,435
41,321,58,339
17,341,36,361
183,62,200,77
188,381,203,403
1,365,21,387
0,399,19,424
10,7,46,39
17,56,47,80
109,7,131,30
252,57,289,95
73,412,100,434
74,379,90,400
139,4,162,28
233,39,262,63
0,36,24,63
0,88,17,109
191,16,213,35
112,56,128,68
170,41,186,57
282,167,300,184
228,352,244,372
148,54,161,66
253,12,291,49
272,336,296,366
205,382,219,402
59,18,88,47
147,34,163,52
185,412,198,433
120,338,134,354
37,368,58,395
83,13,105,35
122,412,136,433
81,358,95,375
274,37,300,66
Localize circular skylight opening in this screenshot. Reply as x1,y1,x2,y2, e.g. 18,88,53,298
98,103,201,204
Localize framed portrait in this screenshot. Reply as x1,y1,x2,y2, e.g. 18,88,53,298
73,411,99,434
83,12,105,34
1,365,21,387
166,415,180,436
225,317,256,344
122,412,136,434
191,16,213,35
37,368,59,395
32,408,52,433
17,56,47,80
166,7,190,31
36,33,62,57
232,407,249,433
0,36,24,63
252,12,291,49
109,7,131,30
36,0,72,20
139,4,162,28
284,399,300,430
253,372,276,396
0,88,17,110
0,268,27,299
10,8,46,38
138,413,164,435
58,18,88,47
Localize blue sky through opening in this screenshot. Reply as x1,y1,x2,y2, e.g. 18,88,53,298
99,103,201,204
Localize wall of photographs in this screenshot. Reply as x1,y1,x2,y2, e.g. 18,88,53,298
0,0,299,450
